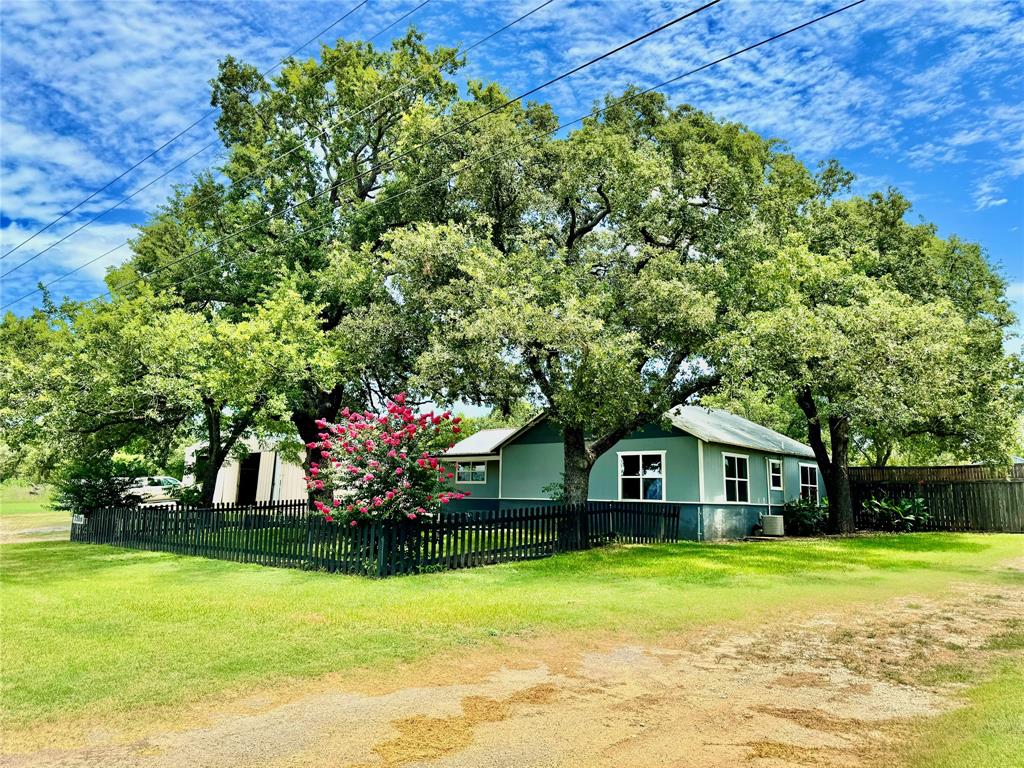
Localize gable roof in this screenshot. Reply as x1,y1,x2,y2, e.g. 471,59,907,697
444,427,517,457
444,407,814,459
666,405,815,458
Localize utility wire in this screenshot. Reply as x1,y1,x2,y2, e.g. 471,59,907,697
121,0,869,305
0,0,553,290
0,0,371,260
0,0,440,279
60,0,724,305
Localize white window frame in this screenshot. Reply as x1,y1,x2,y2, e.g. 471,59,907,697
722,452,750,504
455,461,488,485
617,450,666,502
799,462,819,503
768,459,784,491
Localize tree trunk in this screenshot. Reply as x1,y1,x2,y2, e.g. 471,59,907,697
292,410,331,506
826,417,855,534
198,399,222,506
561,425,592,505
198,452,223,506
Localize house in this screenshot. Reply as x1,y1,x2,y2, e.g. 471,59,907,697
443,406,825,540
183,438,307,504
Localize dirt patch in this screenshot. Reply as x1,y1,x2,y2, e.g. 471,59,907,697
2,583,1021,768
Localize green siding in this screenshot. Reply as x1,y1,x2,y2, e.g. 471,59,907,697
497,416,824,506
499,420,699,502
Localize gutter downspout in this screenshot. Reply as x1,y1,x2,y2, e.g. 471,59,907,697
697,438,705,542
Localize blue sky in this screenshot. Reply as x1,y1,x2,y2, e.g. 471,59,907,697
1,0,1021,350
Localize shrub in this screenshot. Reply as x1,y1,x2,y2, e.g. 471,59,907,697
51,454,136,514
780,497,828,536
861,496,930,532
304,393,469,525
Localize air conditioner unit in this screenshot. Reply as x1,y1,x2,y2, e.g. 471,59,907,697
761,514,785,536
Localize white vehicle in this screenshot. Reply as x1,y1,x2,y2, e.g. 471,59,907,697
126,476,181,504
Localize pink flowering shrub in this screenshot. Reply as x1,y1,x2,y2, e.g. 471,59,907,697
304,393,469,525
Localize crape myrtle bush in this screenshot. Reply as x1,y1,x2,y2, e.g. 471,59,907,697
304,393,470,525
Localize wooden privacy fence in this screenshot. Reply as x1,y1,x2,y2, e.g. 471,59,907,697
850,466,1024,533
70,500,682,577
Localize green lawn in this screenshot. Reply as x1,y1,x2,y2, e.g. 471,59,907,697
903,657,1024,768
2,533,1022,739
0,484,67,541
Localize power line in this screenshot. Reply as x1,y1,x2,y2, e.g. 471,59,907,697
121,0,869,305
0,0,442,280
1,0,560,306
0,0,372,261
78,0,725,302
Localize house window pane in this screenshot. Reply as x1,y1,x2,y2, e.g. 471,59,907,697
641,454,662,477
621,454,640,477
724,455,749,503
618,452,664,501
769,460,783,491
643,478,663,500
621,477,642,499
800,465,818,503
456,462,487,483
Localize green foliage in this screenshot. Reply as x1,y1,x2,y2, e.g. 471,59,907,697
388,95,818,500
718,190,1023,531
862,496,931,533
780,498,828,537
50,455,135,514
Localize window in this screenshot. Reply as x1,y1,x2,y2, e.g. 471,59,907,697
455,462,487,484
618,452,665,501
800,464,819,503
768,459,784,491
723,453,750,503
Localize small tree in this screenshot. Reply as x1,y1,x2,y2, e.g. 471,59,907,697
304,394,469,525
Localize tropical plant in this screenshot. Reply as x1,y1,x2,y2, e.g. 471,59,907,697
780,498,828,537
303,394,469,525
861,496,931,533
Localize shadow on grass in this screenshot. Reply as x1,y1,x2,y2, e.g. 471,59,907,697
0,533,1006,590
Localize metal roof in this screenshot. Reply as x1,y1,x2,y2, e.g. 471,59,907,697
444,427,518,457
444,407,814,459
665,405,815,458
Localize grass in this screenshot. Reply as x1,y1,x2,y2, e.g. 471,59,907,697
901,659,1024,768
0,484,66,540
2,532,1022,736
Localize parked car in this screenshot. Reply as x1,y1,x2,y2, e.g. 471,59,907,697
125,476,181,504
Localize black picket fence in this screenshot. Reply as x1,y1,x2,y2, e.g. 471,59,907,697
70,500,681,577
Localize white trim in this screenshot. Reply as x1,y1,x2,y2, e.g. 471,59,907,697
722,451,751,504
697,439,705,503
454,461,488,485
799,462,819,502
768,458,784,491
616,450,667,502
444,454,498,462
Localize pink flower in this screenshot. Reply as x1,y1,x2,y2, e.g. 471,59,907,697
359,506,369,514
393,393,406,404
350,520,358,527
447,472,454,479
394,467,404,475
363,474,374,482
385,490,395,500
407,512,417,520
